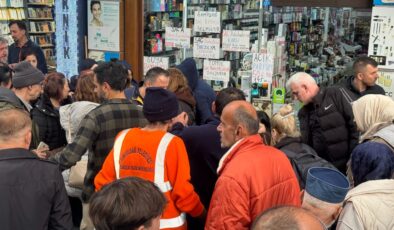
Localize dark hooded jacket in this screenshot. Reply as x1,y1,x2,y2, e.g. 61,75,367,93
177,58,216,125
175,87,196,125
31,94,67,150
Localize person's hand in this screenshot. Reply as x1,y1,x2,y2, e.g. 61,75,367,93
171,112,188,127
8,63,17,70
32,147,49,159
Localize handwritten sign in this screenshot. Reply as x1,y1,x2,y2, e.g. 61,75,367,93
252,53,274,83
193,37,220,59
203,59,231,81
222,30,250,52
143,56,169,75
194,11,221,33
165,27,191,48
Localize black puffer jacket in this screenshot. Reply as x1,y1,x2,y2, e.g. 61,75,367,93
31,94,67,150
298,87,359,173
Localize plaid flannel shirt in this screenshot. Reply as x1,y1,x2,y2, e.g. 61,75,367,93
52,98,147,202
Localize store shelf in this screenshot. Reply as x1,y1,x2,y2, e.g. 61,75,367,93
29,31,54,34
28,17,53,20
146,10,182,13
27,3,53,7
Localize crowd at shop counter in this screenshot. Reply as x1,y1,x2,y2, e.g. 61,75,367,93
0,20,393,230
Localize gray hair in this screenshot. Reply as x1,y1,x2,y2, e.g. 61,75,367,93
233,106,259,135
303,191,342,216
0,36,8,45
286,72,317,91
0,109,31,142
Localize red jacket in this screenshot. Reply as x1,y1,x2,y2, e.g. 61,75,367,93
205,134,301,230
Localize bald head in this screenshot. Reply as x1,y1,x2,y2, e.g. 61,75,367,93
252,206,324,230
217,101,259,148
0,108,32,149
286,72,319,105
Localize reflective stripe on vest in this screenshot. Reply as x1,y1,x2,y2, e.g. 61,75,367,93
113,131,186,229
160,213,186,229
113,129,130,179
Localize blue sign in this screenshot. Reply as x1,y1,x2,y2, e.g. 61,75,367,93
56,0,79,78
374,0,394,5
104,52,120,62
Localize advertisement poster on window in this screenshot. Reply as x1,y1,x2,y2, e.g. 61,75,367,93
88,0,120,52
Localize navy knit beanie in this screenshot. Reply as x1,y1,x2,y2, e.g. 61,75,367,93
143,87,180,122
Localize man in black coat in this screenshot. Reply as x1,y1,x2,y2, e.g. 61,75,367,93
338,56,385,101
286,72,358,173
0,108,72,230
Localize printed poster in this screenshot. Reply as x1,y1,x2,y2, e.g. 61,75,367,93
377,69,394,99
88,0,120,52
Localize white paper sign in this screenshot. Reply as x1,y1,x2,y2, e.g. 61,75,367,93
194,11,221,33
203,59,231,81
252,53,274,83
193,37,220,59
143,56,169,75
222,30,250,52
165,27,191,48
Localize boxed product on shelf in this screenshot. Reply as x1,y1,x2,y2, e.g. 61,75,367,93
28,7,53,19
30,34,53,46
29,21,55,32
28,0,54,4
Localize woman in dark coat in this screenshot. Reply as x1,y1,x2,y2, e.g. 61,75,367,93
31,72,70,150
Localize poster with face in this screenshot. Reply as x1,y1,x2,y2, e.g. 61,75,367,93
88,0,120,52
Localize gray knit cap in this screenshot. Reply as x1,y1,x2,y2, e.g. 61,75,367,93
12,61,45,88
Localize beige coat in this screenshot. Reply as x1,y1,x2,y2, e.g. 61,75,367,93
337,180,394,230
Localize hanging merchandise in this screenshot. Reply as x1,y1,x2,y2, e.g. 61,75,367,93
368,6,394,68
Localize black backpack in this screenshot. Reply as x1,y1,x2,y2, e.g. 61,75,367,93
281,145,337,189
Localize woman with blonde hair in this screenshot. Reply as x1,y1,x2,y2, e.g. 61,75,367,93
168,68,196,125
350,94,394,186
271,104,335,189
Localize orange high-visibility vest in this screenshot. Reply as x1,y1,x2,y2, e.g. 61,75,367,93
113,130,186,229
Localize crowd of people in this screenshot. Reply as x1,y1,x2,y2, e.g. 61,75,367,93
0,20,393,230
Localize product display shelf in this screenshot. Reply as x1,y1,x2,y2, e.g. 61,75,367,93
27,0,56,67
144,0,184,67
186,0,259,88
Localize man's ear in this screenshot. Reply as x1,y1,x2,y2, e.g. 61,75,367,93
25,129,32,148
136,225,145,230
355,72,363,80
102,82,111,90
